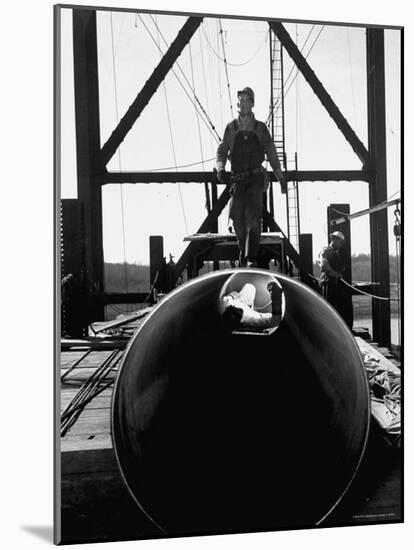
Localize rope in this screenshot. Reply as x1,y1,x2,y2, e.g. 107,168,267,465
267,25,316,124
346,27,357,126
394,207,401,345
218,19,234,119
189,40,211,214
142,270,160,304
110,13,130,310
332,193,401,220
340,278,399,301
255,300,272,311
154,15,189,235
201,25,268,66
199,30,215,155
189,41,206,173
267,25,325,125
216,20,224,131
142,15,221,142
140,156,216,172
61,349,122,436
283,26,325,105
295,24,300,155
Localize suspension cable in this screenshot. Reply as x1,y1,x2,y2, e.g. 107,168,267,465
199,29,215,155
141,156,216,172
218,19,234,119
267,25,315,124
154,15,189,234
346,27,357,126
189,41,206,173
394,206,401,345
201,26,268,66
204,21,220,148
141,15,221,142
340,278,399,302
283,26,325,104
295,24,299,155
267,25,325,125
110,13,129,310
216,19,224,130
331,194,401,221
189,40,211,215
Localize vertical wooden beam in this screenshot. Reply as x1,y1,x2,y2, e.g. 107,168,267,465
73,9,104,321
210,181,219,270
61,199,88,338
367,28,391,346
327,204,353,328
149,235,164,291
299,233,313,281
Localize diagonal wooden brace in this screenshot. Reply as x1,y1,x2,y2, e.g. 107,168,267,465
100,16,203,166
269,21,373,168
174,183,232,282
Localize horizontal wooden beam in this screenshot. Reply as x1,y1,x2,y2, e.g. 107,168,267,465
269,21,373,168
99,170,374,184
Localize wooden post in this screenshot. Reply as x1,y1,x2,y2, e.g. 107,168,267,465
73,9,104,321
327,204,353,328
211,181,219,270
367,28,391,347
299,233,313,282
149,236,164,292
60,199,88,338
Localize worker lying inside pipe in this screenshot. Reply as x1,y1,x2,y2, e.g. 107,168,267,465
220,281,282,330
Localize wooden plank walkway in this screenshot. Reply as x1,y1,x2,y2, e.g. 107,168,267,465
59,326,402,543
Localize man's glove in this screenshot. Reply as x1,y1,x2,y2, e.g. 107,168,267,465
275,168,287,194
217,169,226,184
267,281,277,293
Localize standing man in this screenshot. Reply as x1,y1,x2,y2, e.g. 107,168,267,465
319,231,352,327
216,87,286,267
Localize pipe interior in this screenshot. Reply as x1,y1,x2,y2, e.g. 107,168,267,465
112,270,370,535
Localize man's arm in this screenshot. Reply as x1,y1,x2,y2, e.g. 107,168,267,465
216,125,231,180
319,249,342,279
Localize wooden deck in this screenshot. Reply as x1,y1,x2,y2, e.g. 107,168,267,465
59,316,402,544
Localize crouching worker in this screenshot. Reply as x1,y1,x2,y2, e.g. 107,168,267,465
220,281,282,331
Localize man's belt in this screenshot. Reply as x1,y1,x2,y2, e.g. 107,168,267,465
231,166,262,182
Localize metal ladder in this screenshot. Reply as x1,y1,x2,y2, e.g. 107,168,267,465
269,29,286,169
268,30,301,275
286,152,300,253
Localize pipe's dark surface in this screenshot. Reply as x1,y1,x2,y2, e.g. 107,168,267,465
112,270,370,536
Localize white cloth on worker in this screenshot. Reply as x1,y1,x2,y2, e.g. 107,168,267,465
222,283,279,328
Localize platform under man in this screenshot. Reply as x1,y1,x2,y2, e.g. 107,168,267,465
216,87,287,267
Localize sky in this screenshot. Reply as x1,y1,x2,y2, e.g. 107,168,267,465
59,8,401,267
1,2,411,549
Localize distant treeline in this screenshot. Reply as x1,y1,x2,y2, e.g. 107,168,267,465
105,262,149,292
105,254,400,292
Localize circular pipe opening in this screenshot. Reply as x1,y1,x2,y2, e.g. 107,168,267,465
112,269,370,535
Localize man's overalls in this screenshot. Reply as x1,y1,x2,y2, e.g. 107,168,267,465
229,120,265,267
319,247,353,328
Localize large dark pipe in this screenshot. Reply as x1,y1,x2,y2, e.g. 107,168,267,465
112,270,370,536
